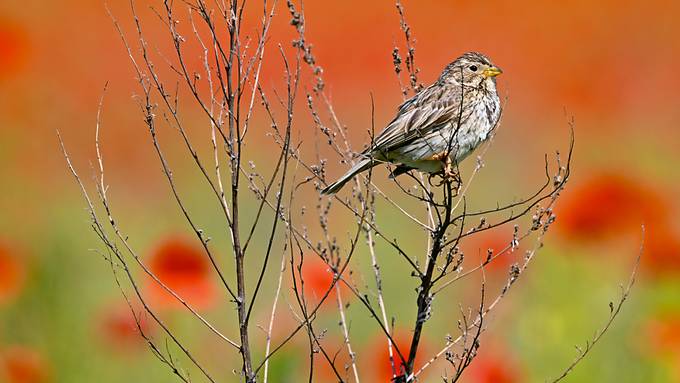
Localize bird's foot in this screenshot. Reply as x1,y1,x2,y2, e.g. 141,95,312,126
429,152,458,179
443,157,458,180
427,155,462,194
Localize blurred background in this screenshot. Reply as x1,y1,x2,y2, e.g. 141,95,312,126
1,0,679,382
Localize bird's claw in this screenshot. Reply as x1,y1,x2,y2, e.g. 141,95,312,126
427,156,462,194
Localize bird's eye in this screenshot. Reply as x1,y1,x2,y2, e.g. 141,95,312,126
469,65,478,72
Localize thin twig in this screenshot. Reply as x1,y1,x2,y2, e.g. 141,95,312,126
548,227,644,382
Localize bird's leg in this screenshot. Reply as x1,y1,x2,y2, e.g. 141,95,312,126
428,151,463,192
427,152,448,187
430,152,459,180
444,157,463,195
443,155,457,179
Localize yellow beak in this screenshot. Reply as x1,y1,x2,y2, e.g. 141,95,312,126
483,66,503,78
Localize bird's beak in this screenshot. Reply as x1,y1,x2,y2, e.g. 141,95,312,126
483,66,503,78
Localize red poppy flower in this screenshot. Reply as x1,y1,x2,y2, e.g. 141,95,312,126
0,240,26,305
1,346,50,383
463,346,521,383
556,173,667,240
97,301,152,351
146,235,217,310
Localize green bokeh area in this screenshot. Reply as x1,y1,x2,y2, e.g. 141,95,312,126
2,161,679,382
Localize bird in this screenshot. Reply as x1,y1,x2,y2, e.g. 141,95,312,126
320,51,502,195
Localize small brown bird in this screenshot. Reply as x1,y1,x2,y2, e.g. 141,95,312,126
321,52,502,195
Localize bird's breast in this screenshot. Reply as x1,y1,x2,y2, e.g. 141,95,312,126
449,93,500,161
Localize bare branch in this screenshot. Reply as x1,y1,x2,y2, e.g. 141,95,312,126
548,227,644,382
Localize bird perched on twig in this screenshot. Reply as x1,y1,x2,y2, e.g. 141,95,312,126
321,52,502,195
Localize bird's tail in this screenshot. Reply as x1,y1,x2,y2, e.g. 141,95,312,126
321,158,375,195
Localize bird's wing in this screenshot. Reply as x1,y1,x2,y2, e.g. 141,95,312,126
369,84,467,154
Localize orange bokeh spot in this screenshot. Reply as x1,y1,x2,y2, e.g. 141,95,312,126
556,172,667,240
312,337,353,381
364,331,426,382
643,314,680,382
463,347,521,383
644,228,680,275
0,240,26,305
462,229,519,275
1,346,50,383
0,21,28,77
296,255,342,302
97,301,152,351
556,172,680,274
146,235,216,310
645,314,680,355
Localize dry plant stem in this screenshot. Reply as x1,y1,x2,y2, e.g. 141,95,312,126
263,151,303,383
257,163,408,364
370,183,432,230
450,279,486,383
220,1,253,377
112,267,192,383
93,86,240,345
252,174,373,376
110,2,237,299
353,99,394,379
244,50,354,377
97,233,192,382
422,173,435,268
294,167,375,382
58,78,251,379
266,93,427,273
415,237,544,377
397,180,458,382
443,151,572,248
245,46,297,325
188,8,235,278
240,0,278,140
290,233,344,382
395,0,420,94
414,155,570,379
254,164,412,375
125,71,242,350
127,1,278,380
366,201,396,379
59,134,217,382
548,228,644,382
262,245,288,383
336,284,360,383
244,169,409,373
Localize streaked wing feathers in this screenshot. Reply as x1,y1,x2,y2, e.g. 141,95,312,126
369,84,465,154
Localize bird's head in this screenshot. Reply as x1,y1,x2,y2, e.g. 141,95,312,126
439,52,502,89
